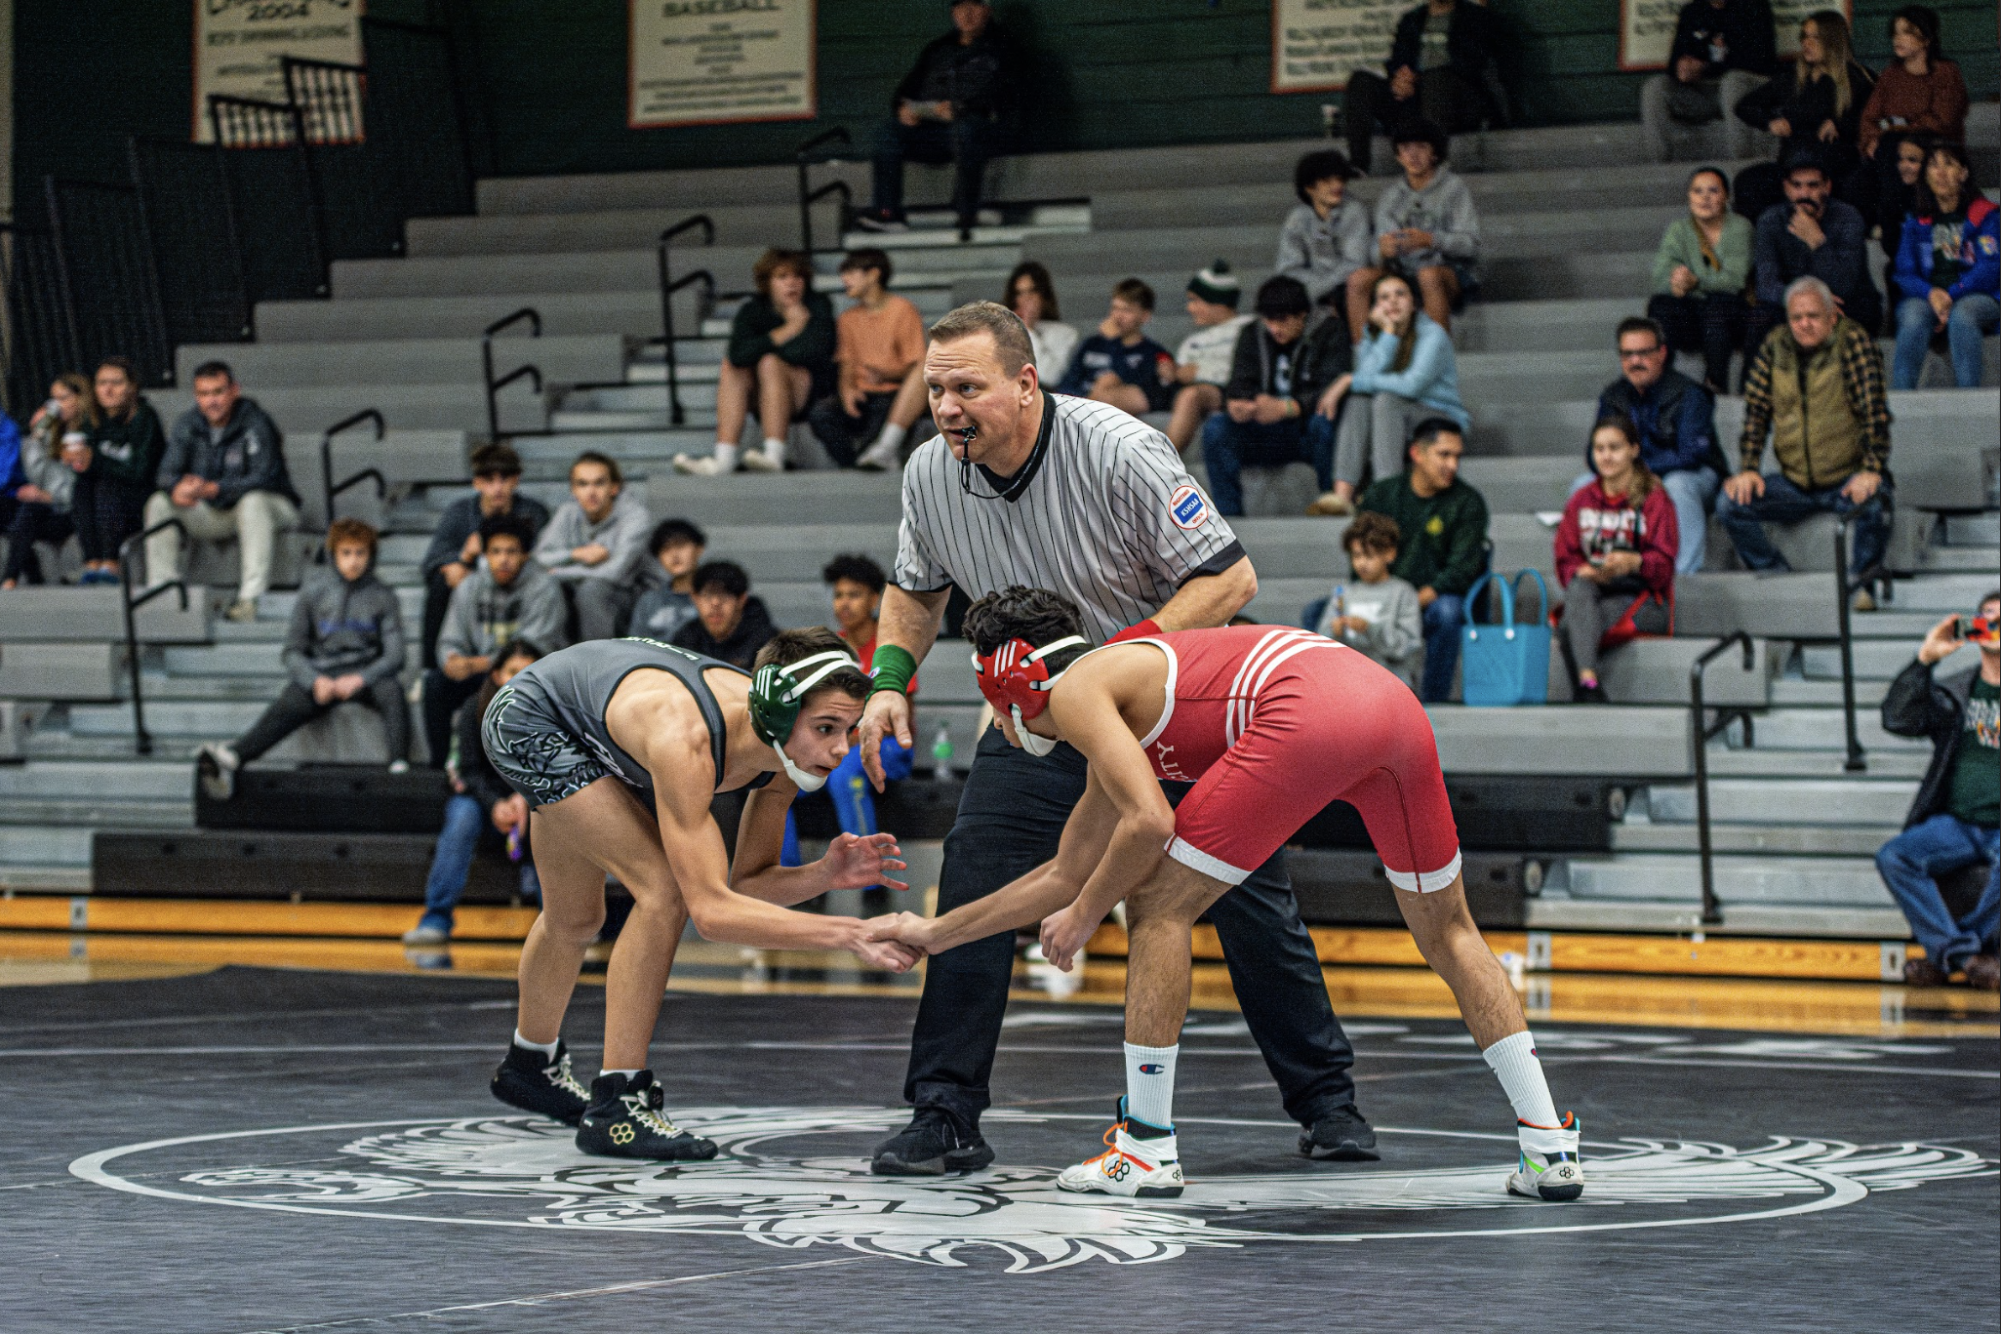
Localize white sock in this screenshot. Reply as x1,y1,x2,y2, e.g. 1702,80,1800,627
1124,1041,1179,1130
512,1029,558,1057
600,1068,641,1080
874,422,908,455
1481,1030,1560,1128
760,436,787,464
711,441,740,472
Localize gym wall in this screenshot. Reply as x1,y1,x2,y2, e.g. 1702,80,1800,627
14,0,1998,202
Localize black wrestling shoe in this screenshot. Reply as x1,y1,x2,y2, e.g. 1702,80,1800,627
490,1039,591,1126
870,1107,995,1176
1298,1103,1380,1161
575,1071,718,1161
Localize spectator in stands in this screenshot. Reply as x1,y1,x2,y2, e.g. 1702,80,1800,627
196,518,408,799
1350,120,1480,334
1594,315,1727,573
1356,417,1488,702
403,637,547,948
1877,592,2000,990
1719,276,1892,602
1054,279,1177,416
1556,418,1681,704
3,373,91,589
1891,141,1999,390
533,451,651,641
810,248,927,471
1341,0,1508,176
1277,150,1373,325
1201,276,1351,517
145,361,299,622
73,357,164,587
418,442,548,672
671,559,777,668
1875,133,1934,297
1648,167,1756,393
1732,11,1875,220
1003,262,1077,382
821,553,915,839
676,248,835,476
854,0,1014,236
422,512,565,771
1164,261,1254,454
1639,0,1778,163
1315,511,1423,692
1855,8,1968,219
1317,270,1466,515
630,518,707,641
1745,150,1880,355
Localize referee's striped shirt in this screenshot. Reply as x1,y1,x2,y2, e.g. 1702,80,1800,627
895,394,1247,642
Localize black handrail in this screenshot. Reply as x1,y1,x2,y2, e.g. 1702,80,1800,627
117,518,191,757
1689,631,1757,926
657,214,716,428
1831,509,1872,773
795,127,852,255
481,307,542,441
318,408,386,532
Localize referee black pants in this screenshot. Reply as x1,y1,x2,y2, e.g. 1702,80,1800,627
903,727,1359,1129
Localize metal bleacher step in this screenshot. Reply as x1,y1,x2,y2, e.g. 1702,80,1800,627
1558,852,1891,907
1768,679,1891,708
1521,897,1910,941
0,825,94,869
1697,747,1929,779
1733,707,1929,752
1641,777,1919,826
1609,821,1901,857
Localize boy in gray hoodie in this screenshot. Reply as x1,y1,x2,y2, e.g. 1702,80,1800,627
422,512,567,768
1315,511,1424,692
1353,119,1481,333
197,518,408,798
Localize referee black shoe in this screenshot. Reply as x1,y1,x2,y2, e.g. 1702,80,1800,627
575,1071,718,1161
870,1108,994,1176
490,1038,591,1127
1298,1103,1380,1162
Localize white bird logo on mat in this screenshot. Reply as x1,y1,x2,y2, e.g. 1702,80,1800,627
71,1109,1995,1274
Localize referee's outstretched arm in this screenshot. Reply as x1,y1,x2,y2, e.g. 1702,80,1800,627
858,582,952,789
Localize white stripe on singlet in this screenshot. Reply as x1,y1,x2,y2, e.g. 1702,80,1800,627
895,395,1244,643
1224,628,1338,747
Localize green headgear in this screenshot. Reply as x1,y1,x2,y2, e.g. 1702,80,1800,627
749,649,858,747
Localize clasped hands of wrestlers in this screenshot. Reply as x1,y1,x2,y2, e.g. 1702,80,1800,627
859,892,1098,976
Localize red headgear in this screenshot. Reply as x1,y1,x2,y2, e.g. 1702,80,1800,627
972,636,1089,721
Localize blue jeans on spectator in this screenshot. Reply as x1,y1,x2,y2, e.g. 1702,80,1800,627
1715,471,1892,578
1892,293,2001,390
872,118,1003,226
1876,814,2001,970
1570,464,1719,573
1420,592,1465,703
417,794,541,936
1200,413,1337,517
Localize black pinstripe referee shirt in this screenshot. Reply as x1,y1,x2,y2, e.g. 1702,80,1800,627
894,393,1248,642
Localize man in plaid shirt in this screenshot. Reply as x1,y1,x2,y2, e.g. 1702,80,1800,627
1718,275,1892,602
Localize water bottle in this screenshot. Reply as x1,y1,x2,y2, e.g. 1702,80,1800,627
506,825,523,863
930,724,955,779
1331,584,1348,639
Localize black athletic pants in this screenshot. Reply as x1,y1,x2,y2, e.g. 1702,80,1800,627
234,679,411,764
1344,68,1490,174
902,727,1359,1130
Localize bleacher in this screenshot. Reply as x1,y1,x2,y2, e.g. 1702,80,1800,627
2,108,1996,980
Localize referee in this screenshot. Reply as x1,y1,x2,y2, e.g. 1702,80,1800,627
858,301,1373,1175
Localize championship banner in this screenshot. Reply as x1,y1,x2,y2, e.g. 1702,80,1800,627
1271,0,1404,95
1620,0,1852,71
192,0,364,142
630,0,817,129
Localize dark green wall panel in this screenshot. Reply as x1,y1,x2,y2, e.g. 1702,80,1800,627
13,0,1998,205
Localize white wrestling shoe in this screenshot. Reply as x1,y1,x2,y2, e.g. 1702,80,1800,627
1055,1108,1183,1199
1507,1112,1585,1201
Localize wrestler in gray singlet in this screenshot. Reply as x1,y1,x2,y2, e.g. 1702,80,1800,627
481,637,769,809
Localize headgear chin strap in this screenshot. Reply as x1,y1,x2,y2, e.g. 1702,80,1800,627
972,635,1088,757
749,649,857,793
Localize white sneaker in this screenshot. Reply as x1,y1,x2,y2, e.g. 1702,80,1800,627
672,453,729,476
1507,1112,1584,1201
854,435,902,471
1055,1117,1183,1199
388,759,409,774
197,742,240,802
740,445,783,472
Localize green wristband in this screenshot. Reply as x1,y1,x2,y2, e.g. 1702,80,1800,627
868,643,919,697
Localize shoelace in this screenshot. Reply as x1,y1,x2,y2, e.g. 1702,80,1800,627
543,1054,589,1102
618,1089,684,1138
1084,1123,1157,1175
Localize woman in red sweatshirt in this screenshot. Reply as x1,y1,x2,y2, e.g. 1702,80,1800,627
1556,416,1679,703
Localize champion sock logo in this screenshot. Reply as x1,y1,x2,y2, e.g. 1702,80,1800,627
1138,1063,1165,1074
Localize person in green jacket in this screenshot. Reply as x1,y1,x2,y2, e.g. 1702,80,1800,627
1355,416,1489,703
675,248,836,477
74,357,166,585
1646,167,1756,393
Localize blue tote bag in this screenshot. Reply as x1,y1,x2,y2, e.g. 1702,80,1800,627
1459,569,1551,706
